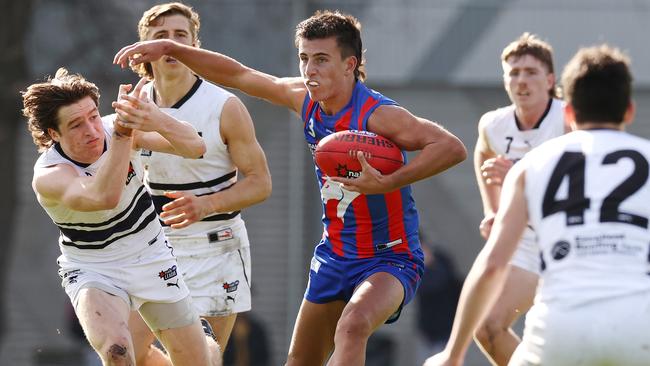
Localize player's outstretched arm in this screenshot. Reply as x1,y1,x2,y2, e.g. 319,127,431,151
112,78,205,158
160,97,272,229
423,163,528,366
114,39,306,114
333,105,466,194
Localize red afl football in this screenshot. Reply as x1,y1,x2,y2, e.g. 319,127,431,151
314,130,404,178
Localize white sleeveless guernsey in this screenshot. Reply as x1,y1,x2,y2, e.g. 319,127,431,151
34,120,162,263
139,78,247,255
523,129,650,306
480,98,565,273
482,98,565,162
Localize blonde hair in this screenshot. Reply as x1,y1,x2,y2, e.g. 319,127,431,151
133,2,201,79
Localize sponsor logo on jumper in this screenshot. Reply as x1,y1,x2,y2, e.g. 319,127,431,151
223,280,239,293
167,280,180,289
140,149,152,157
226,295,236,304
575,233,642,257
85,172,92,176
208,228,233,243
125,162,136,185
158,265,178,280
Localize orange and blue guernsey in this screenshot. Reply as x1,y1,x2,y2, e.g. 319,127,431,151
301,81,421,259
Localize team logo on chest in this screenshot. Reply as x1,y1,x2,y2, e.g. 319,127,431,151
125,162,136,185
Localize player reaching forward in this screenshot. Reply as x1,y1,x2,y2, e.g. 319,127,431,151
23,69,221,365
115,10,466,366
425,44,650,366
123,4,272,365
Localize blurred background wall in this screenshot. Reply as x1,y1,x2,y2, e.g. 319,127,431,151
2,0,650,365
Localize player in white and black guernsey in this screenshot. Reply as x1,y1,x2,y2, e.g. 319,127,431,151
425,45,650,366
24,69,222,365
126,4,272,363
471,33,569,366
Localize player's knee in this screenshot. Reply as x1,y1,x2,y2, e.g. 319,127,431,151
335,309,373,341
474,319,507,349
101,339,133,365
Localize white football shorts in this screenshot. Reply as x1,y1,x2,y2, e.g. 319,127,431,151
171,221,252,317
510,292,650,365
58,231,190,311
509,227,541,275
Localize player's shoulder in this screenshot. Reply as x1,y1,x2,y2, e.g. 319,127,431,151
199,78,236,99
479,104,515,129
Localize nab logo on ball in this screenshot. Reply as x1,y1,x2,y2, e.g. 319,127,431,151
314,130,403,178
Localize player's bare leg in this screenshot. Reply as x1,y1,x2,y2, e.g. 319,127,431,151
474,265,537,366
286,299,346,366
155,320,221,366
327,272,404,366
206,314,237,353
76,288,136,365
129,311,170,366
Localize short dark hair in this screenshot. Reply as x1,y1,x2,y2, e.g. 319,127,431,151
295,10,365,81
22,68,100,152
561,45,632,124
502,32,558,97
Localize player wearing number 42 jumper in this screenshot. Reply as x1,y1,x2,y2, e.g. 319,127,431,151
425,45,650,366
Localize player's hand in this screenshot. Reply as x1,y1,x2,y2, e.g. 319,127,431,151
480,155,513,186
479,215,495,239
112,78,167,133
422,351,462,366
160,191,211,229
113,39,172,68
329,151,395,195
113,84,134,137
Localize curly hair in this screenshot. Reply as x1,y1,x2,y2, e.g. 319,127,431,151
295,10,366,81
133,2,201,79
22,68,100,152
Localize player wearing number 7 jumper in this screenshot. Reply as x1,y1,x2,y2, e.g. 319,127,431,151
424,45,650,366
115,10,466,366
472,33,569,366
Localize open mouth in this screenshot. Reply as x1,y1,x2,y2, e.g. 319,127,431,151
306,80,320,87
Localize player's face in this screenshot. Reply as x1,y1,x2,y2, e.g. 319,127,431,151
145,14,195,76
298,37,354,104
50,96,105,164
503,54,554,109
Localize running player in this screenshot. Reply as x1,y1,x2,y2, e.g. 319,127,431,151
114,10,467,366
473,33,568,365
424,45,650,366
124,4,271,365
23,69,221,366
